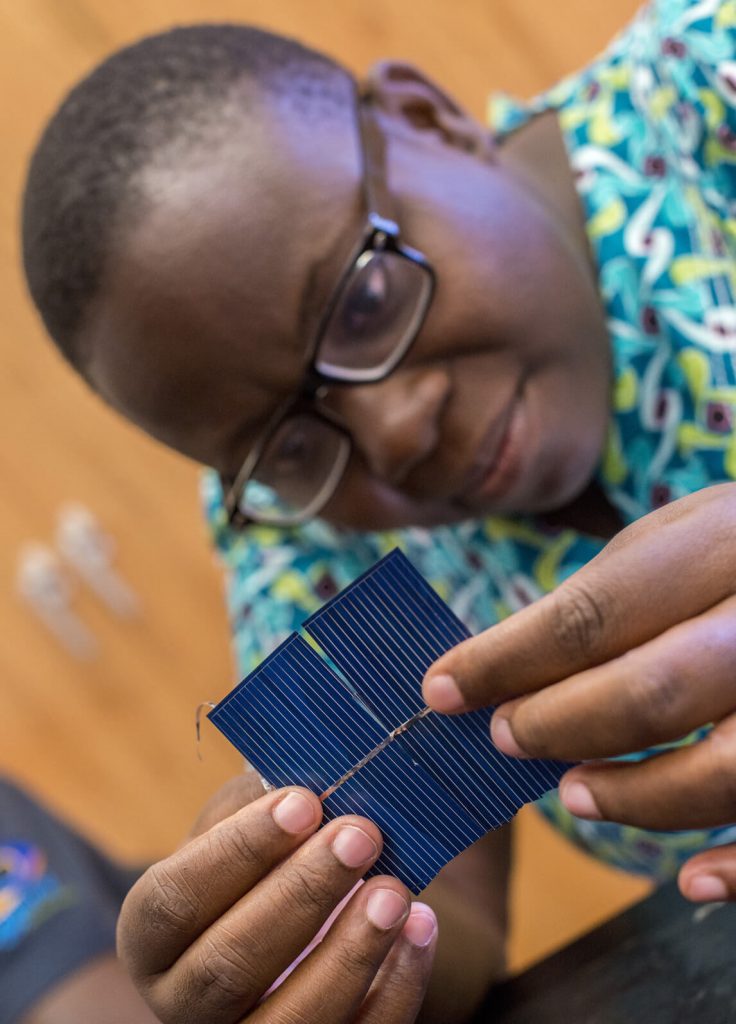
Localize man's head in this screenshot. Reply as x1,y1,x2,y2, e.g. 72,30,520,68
23,24,611,531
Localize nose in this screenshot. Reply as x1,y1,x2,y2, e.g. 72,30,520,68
330,367,451,486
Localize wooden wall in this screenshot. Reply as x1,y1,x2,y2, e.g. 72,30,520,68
0,0,649,972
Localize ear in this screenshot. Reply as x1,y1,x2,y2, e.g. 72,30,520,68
362,60,495,161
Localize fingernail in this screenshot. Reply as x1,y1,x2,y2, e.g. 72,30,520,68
366,888,409,930
423,674,465,713
332,826,378,869
686,874,729,903
561,781,602,820
491,714,528,758
272,792,318,834
402,903,437,947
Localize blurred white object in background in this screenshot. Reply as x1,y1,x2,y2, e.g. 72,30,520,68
16,544,98,659
56,503,140,618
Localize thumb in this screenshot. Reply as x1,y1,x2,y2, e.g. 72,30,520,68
421,574,614,713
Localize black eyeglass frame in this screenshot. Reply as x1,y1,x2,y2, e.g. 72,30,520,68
222,91,436,529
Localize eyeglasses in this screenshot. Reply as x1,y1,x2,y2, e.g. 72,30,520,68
223,87,436,529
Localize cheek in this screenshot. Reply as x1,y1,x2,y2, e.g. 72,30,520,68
320,461,451,531
321,465,414,529
421,174,600,372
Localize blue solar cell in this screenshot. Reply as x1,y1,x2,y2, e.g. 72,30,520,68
209,633,385,794
305,549,470,730
305,549,569,829
322,737,485,894
402,710,568,831
209,550,570,893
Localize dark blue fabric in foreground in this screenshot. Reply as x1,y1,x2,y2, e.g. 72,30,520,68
0,778,141,1024
209,549,569,894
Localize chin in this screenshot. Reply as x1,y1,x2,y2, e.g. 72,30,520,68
331,504,466,532
323,487,469,531
474,449,599,518
519,453,600,515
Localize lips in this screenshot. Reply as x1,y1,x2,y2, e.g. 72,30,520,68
460,392,518,497
454,387,528,507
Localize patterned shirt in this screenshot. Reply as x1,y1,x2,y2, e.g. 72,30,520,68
204,0,736,879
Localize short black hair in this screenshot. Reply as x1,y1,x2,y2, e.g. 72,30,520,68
22,24,351,375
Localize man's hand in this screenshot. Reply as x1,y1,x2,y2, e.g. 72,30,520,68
117,778,437,1024
422,483,736,903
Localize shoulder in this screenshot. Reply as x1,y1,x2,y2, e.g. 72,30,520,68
630,1,736,112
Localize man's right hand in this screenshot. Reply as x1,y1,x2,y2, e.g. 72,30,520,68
117,783,437,1024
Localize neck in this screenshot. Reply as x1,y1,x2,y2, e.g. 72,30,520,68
541,480,623,540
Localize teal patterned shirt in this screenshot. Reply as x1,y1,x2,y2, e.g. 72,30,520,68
204,0,736,879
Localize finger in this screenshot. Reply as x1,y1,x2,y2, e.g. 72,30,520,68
118,787,322,978
489,595,736,761
422,488,736,713
150,815,384,1023
251,885,435,1024
187,770,266,839
355,903,438,1024
679,846,736,903
558,712,736,830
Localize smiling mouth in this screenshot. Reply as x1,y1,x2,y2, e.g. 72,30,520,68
458,390,523,505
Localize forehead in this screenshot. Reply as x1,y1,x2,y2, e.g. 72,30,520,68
84,106,362,468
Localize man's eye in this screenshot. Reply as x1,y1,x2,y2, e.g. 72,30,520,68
274,430,310,469
340,261,391,336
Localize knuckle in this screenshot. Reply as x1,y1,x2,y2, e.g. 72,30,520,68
624,657,684,739
138,861,202,936
192,928,261,1004
548,582,609,663
332,936,380,980
601,524,631,554
276,859,337,922
205,821,269,880
513,699,553,756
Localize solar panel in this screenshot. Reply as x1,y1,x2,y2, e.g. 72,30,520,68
208,633,385,794
209,549,570,894
323,738,486,894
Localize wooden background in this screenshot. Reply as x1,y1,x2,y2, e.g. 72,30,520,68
0,0,649,972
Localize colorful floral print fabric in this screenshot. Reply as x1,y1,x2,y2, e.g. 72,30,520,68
204,0,736,878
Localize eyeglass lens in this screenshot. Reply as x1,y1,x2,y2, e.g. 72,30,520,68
315,249,433,381
241,413,350,523
238,250,431,522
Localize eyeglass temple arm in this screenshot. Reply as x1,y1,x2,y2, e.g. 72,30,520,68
356,88,399,233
